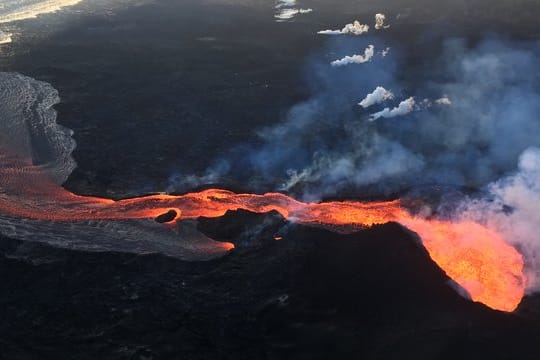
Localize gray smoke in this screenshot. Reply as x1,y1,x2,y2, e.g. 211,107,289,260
170,36,540,203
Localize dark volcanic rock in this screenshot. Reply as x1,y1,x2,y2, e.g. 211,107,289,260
197,209,288,247
154,210,178,224
0,213,539,359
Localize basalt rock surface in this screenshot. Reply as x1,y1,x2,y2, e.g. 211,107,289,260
0,211,539,359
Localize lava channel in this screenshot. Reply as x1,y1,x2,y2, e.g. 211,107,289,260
0,162,526,312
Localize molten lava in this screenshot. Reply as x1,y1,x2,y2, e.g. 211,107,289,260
0,162,525,311
2,72,524,312
400,218,525,312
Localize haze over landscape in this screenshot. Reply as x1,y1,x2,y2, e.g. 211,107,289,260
1,0,540,359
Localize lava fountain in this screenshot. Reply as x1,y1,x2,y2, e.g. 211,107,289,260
0,72,527,312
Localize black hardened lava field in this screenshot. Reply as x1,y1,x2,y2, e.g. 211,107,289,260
1,1,540,359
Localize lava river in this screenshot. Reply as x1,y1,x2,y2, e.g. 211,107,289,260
0,72,526,313
0,154,526,312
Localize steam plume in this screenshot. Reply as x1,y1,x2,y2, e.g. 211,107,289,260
369,97,415,121
318,21,370,35
375,13,390,30
331,45,375,66
359,86,394,108
275,0,296,8
275,8,313,20
435,96,452,105
457,147,540,291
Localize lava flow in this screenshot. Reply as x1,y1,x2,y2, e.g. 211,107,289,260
0,156,526,311
0,72,525,312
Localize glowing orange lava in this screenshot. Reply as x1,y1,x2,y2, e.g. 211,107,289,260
0,156,526,312
400,218,525,312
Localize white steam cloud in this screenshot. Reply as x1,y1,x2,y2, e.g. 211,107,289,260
318,21,370,35
280,134,424,196
458,147,540,291
274,0,312,21
369,97,415,121
275,0,296,8
436,96,452,105
275,7,313,20
331,45,375,66
359,86,394,108
375,13,390,30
